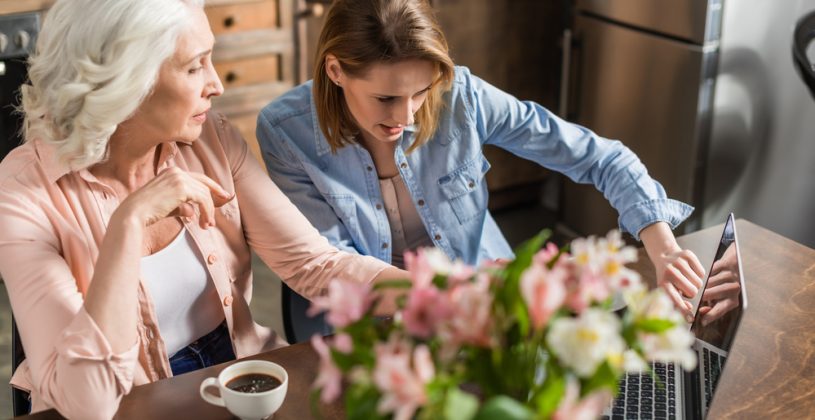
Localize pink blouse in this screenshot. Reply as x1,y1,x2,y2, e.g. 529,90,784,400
0,112,390,417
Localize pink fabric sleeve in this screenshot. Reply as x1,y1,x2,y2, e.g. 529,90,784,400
0,190,139,419
215,116,390,298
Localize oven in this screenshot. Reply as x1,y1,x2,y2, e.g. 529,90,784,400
0,12,39,162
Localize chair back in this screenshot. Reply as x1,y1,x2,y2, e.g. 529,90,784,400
11,316,30,416
281,284,332,344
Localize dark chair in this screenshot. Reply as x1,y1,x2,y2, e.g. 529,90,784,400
11,316,30,416
281,284,333,344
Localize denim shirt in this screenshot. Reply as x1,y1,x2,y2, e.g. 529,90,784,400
257,66,693,266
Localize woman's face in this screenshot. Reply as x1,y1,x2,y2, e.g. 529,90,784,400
127,6,223,144
331,58,436,145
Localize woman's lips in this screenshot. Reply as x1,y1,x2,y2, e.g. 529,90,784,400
381,124,403,135
192,112,208,123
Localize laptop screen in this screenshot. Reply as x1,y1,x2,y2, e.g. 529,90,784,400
686,213,748,417
689,213,746,352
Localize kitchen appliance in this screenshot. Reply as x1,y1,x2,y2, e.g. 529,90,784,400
560,0,723,237
702,0,815,248
0,12,38,162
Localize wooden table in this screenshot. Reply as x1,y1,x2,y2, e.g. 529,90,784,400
19,220,815,419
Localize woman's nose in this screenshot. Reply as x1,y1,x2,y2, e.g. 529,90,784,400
205,65,225,98
394,99,415,126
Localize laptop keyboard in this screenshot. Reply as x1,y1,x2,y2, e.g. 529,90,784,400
602,361,677,420
703,347,726,409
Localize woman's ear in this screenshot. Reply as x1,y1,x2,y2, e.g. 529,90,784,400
325,54,343,85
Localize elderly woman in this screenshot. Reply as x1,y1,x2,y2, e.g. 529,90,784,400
0,0,406,417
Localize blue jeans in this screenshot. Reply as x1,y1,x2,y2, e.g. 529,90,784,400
169,321,236,376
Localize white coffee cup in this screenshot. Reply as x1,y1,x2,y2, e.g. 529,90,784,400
200,360,288,420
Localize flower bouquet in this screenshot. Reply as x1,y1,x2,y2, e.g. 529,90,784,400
308,230,697,420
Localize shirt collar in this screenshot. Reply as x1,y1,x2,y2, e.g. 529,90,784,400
35,138,191,184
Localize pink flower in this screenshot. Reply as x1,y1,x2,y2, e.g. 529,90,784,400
553,379,613,420
373,338,435,420
311,335,342,403
533,242,562,265
333,332,354,354
402,283,450,339
404,248,436,287
520,261,567,330
439,276,493,347
307,279,373,328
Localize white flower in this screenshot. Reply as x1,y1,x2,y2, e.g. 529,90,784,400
626,287,698,370
423,248,473,281
547,309,626,377
640,326,697,371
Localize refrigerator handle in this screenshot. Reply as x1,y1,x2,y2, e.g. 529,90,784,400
558,29,582,120
558,28,572,118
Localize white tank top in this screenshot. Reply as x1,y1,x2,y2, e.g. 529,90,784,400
140,229,223,356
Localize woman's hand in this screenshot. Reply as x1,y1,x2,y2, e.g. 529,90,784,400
640,222,705,320
115,167,234,229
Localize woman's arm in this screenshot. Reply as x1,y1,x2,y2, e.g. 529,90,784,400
222,115,407,301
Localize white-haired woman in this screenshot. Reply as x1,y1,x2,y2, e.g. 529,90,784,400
0,0,406,417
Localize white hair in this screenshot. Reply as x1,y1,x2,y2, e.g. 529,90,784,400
21,0,206,170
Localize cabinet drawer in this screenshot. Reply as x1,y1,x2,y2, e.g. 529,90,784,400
214,55,279,89
206,0,277,35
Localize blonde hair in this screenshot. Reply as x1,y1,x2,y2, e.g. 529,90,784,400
313,0,455,153
20,0,204,170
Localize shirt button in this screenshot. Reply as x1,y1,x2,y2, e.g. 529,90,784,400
207,253,218,264
417,199,425,206
223,295,234,306
434,234,442,241
468,181,476,189
400,162,408,169
376,203,382,210
382,242,389,249
367,166,373,172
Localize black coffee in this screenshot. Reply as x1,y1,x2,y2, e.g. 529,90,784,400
225,373,282,393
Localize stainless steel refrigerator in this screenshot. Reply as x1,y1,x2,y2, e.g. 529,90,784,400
562,0,815,249
703,0,815,248
560,0,723,237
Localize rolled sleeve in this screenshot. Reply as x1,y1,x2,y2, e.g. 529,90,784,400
620,198,695,241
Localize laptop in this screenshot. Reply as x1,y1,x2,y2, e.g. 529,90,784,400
603,213,748,419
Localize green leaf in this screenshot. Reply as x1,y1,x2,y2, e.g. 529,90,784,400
371,279,413,291
582,360,619,396
344,383,386,420
473,396,534,420
636,318,676,333
444,387,479,420
534,370,566,417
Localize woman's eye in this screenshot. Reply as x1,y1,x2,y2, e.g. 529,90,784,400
376,97,394,103
188,67,203,74
414,88,431,97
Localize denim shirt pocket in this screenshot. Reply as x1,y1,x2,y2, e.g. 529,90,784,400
324,194,360,241
437,154,491,225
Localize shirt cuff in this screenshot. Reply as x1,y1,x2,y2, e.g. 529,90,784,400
56,307,140,394
618,198,694,241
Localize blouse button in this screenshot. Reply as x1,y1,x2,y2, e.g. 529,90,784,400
382,242,389,249
207,253,218,264
417,199,425,206
223,295,234,306
468,181,476,189
434,234,442,241
376,203,383,210
400,162,408,169
366,166,373,172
